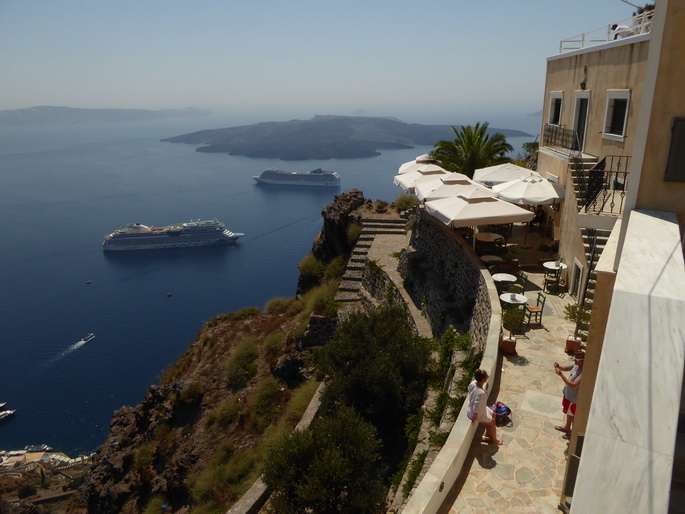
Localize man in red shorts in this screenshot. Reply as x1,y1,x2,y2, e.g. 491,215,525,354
553,350,584,440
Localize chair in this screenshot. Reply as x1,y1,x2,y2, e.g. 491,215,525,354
543,268,561,293
508,284,524,295
525,292,546,325
494,237,506,256
517,271,528,292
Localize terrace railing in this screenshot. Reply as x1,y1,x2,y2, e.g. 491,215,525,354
542,124,579,153
580,155,631,215
559,11,654,52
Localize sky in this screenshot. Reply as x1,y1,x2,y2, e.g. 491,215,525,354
0,0,639,130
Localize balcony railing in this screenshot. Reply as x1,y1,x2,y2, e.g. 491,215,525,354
542,124,579,153
578,155,631,215
559,11,654,52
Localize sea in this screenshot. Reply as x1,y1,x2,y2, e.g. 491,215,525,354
0,117,535,456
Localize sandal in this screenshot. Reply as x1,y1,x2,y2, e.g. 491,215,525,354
490,439,504,446
562,433,571,440
554,425,570,433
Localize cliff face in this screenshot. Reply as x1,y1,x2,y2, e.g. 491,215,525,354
81,192,364,513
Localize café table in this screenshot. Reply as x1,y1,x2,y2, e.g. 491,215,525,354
475,232,502,243
492,273,517,285
499,292,528,307
480,254,503,264
543,261,568,272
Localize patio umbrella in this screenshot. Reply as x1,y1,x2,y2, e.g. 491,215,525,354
473,163,532,187
398,153,435,175
424,191,535,229
416,173,495,202
492,172,566,205
393,164,449,193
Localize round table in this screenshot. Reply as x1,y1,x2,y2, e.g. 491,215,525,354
481,254,503,264
475,232,502,243
543,261,568,271
499,293,528,306
492,273,517,284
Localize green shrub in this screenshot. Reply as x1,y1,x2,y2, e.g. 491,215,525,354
134,442,154,472
212,397,247,427
225,307,261,320
179,381,204,405
265,296,295,313
263,332,286,362
264,406,386,514
324,256,347,280
402,451,428,497
226,338,259,389
283,380,320,425
346,222,362,245
143,496,167,514
298,254,325,280
323,301,340,318
395,194,419,212
251,376,282,429
17,484,37,499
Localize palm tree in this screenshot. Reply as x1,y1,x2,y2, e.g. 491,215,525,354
431,122,513,178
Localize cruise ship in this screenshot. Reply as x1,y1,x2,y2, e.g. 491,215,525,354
253,168,341,187
102,219,243,251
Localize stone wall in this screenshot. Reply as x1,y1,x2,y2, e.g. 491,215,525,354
362,259,418,334
405,208,491,352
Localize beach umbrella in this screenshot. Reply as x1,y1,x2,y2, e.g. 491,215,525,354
393,164,449,193
492,172,566,205
398,153,436,175
473,163,532,187
416,173,496,202
424,191,534,229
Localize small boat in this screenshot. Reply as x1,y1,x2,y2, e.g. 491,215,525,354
0,410,16,422
0,402,6,409
82,333,95,343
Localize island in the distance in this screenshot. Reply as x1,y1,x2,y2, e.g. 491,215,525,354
161,115,532,161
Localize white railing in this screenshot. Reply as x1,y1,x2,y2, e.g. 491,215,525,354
559,11,654,52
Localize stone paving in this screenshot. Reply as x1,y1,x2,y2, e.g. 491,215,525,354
438,269,579,513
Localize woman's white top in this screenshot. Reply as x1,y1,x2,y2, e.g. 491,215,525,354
467,380,492,423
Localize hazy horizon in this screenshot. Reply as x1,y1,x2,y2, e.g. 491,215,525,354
1,0,634,136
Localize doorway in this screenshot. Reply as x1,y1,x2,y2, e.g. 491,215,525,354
574,95,589,151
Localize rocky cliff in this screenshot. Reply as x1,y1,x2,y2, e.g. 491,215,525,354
80,191,367,513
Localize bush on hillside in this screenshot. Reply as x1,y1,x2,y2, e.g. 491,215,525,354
298,254,325,280
395,194,419,212
225,338,259,389
264,406,385,514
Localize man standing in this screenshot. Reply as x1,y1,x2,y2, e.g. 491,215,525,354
553,350,584,440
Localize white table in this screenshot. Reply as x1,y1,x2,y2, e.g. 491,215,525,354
492,273,517,284
475,232,502,243
500,293,528,306
543,261,568,271
481,254,503,264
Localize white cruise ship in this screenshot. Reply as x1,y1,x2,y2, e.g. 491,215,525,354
253,168,340,187
102,219,243,251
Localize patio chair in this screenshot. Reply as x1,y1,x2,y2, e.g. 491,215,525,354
543,268,561,293
517,271,528,291
525,292,546,325
508,284,524,295
494,237,506,256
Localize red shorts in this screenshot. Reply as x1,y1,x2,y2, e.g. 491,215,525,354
562,396,576,416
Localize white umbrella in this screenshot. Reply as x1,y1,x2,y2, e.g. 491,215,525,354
492,172,566,205
416,173,495,202
398,153,435,175
424,192,535,229
473,163,532,187
393,164,449,193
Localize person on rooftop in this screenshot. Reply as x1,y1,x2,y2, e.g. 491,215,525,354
554,350,584,440
467,369,503,445
612,23,634,39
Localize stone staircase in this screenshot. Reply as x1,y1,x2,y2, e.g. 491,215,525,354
577,227,612,341
333,216,407,308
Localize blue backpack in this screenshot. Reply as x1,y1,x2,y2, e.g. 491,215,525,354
492,401,513,427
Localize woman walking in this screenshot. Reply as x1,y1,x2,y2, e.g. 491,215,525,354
467,369,503,445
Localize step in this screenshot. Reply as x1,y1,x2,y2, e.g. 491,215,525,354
337,283,361,293
361,229,407,235
350,256,366,264
352,249,369,256
361,217,407,225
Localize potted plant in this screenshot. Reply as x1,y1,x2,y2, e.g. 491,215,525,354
501,307,525,355
503,244,522,271
374,199,388,213
563,303,591,353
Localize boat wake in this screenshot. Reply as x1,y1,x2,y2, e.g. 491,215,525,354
47,334,94,365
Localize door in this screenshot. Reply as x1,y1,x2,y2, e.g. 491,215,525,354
575,98,589,151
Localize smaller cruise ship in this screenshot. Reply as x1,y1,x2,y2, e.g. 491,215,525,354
253,168,340,187
103,219,243,251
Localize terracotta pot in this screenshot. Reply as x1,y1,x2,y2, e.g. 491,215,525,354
501,336,517,355
566,336,582,354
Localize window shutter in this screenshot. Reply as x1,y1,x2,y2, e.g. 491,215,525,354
665,118,685,182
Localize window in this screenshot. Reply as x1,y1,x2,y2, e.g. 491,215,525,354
603,90,630,141
665,118,685,182
548,92,563,125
